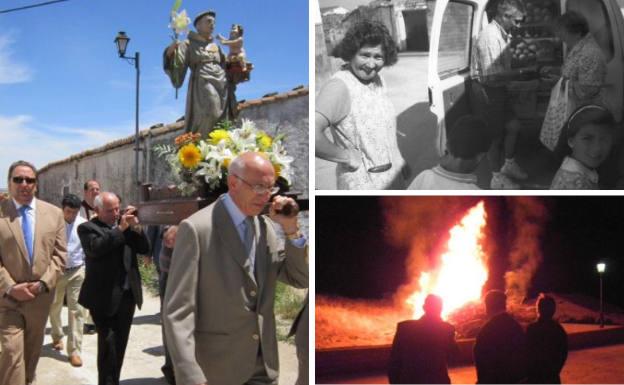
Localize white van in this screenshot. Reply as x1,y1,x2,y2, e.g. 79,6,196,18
427,0,624,187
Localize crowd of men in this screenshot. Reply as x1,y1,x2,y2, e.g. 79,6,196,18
0,153,309,385
388,290,568,384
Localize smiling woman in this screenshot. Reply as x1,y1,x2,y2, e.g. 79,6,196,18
315,20,407,190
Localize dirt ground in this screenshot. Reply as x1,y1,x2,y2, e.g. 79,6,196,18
320,343,624,384
35,293,300,385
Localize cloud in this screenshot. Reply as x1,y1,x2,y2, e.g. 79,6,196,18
0,114,132,188
0,33,32,84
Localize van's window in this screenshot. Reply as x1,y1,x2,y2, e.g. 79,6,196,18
438,1,474,76
567,0,614,61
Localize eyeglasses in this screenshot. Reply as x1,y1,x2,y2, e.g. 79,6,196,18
12,176,36,185
232,174,279,195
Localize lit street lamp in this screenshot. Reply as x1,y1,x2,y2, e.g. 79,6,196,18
114,31,141,189
597,262,606,328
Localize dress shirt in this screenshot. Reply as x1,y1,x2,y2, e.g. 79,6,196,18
65,215,87,268
13,197,36,248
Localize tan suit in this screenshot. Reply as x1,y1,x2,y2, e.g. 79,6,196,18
0,198,66,385
164,197,308,385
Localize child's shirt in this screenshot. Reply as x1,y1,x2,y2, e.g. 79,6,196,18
550,156,599,189
409,165,480,190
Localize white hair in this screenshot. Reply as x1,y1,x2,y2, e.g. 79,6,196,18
93,191,118,209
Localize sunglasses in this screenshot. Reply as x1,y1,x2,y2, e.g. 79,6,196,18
12,176,36,185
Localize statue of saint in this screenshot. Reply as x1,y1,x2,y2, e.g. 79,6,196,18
164,10,228,136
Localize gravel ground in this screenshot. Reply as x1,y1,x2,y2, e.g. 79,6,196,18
35,293,299,385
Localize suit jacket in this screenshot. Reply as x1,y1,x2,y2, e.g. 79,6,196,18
474,312,527,384
0,197,66,309
388,316,458,384
78,218,149,317
164,197,309,385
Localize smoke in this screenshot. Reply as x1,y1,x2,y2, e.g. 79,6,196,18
381,197,484,312
504,197,549,305
316,197,549,348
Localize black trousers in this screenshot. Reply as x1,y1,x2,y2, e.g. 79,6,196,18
159,271,174,380
92,290,136,385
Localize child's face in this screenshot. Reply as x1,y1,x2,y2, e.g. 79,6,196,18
568,123,613,169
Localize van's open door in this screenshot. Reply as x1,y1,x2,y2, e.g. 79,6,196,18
428,0,486,156
564,0,624,122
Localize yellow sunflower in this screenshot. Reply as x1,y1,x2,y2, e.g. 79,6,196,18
258,133,273,151
273,162,282,177
209,129,230,145
178,144,201,169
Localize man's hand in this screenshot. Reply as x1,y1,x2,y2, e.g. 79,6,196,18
269,196,299,235
119,206,139,231
26,281,44,296
9,282,36,302
163,226,178,249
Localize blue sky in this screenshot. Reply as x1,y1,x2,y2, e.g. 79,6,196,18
0,0,308,188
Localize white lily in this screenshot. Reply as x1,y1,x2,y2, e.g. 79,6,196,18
169,9,191,37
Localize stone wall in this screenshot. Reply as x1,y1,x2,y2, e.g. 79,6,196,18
37,88,309,210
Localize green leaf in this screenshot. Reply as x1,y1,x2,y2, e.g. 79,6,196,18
171,0,182,13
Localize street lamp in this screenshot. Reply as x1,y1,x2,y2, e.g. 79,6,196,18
597,262,606,328
114,31,141,189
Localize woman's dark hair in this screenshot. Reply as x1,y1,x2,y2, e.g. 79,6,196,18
566,104,615,140
554,11,589,37
331,20,398,66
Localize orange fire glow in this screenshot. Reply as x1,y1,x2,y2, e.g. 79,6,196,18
407,201,489,319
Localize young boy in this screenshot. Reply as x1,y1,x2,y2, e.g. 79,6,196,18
409,115,492,189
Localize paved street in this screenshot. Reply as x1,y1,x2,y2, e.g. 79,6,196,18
316,53,437,189
318,343,624,384
36,293,299,385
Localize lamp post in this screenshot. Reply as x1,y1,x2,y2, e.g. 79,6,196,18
114,31,141,190
597,262,606,328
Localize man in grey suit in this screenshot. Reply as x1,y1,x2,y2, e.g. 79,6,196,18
164,152,308,385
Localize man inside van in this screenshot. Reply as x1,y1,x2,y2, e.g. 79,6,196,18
472,0,531,188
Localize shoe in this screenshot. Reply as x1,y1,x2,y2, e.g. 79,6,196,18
52,339,64,351
500,158,528,180
490,172,521,189
69,354,83,367
84,324,96,335
161,366,176,385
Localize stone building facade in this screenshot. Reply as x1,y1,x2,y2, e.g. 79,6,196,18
37,87,309,210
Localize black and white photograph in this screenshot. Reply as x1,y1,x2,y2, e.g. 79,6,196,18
314,0,624,190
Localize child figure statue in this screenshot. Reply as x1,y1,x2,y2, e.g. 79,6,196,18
218,24,247,71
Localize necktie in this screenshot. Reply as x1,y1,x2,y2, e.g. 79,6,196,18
243,217,254,255
19,205,34,264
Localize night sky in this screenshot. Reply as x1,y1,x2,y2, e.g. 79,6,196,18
316,196,624,308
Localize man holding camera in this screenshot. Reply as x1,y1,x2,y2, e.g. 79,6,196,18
164,152,308,385
78,192,149,385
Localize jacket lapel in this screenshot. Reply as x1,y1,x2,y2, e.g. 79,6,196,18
255,216,267,296
214,200,257,286
33,200,46,265
1,199,29,263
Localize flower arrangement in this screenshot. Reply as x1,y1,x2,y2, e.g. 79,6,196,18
154,119,294,196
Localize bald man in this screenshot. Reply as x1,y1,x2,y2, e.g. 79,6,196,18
78,192,149,385
164,152,309,385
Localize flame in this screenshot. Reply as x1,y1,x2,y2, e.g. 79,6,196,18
407,201,488,319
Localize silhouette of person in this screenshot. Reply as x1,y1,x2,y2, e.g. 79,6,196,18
526,294,568,383
474,290,527,384
388,294,458,384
